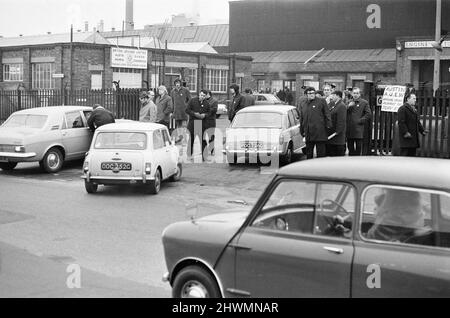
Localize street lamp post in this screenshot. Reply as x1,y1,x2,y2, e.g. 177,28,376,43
433,0,442,94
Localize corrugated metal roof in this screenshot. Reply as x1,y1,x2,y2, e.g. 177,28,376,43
315,49,396,62
0,31,110,47
166,42,218,54
239,48,396,63
251,61,396,73
101,24,229,47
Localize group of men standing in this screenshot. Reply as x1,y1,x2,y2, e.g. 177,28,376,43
138,79,218,160
297,85,372,159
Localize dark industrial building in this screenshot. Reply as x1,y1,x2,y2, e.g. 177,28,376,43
229,0,450,97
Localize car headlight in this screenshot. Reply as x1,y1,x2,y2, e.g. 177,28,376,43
14,146,25,153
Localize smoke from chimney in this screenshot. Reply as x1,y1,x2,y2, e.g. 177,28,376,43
125,0,134,31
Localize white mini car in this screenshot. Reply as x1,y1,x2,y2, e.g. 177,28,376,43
82,122,182,194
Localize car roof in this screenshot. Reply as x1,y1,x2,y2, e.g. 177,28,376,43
13,106,93,115
238,105,295,114
278,157,450,190
96,121,167,132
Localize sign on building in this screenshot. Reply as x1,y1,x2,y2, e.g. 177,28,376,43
111,48,148,69
405,41,450,49
381,85,407,112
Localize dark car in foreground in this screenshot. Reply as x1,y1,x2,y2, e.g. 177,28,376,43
162,157,450,298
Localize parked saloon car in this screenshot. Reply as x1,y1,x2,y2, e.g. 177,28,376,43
224,105,305,165
162,157,450,298
0,106,93,173
82,122,182,194
253,93,285,105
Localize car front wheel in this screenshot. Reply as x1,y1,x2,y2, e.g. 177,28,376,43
85,180,98,194
146,169,161,194
172,266,221,298
40,148,64,173
0,162,18,171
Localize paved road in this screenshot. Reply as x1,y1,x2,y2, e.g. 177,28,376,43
0,154,276,297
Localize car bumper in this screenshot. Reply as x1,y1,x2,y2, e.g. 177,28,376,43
162,271,170,283
82,172,154,184
0,151,37,160
223,149,283,155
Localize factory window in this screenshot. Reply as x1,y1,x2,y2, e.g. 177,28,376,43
185,68,197,93
206,69,228,93
32,63,55,89
3,63,23,81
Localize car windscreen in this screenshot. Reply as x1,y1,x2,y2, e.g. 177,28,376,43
94,132,147,150
268,96,283,103
2,114,48,129
232,112,282,128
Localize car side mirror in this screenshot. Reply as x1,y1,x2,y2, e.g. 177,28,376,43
185,201,198,223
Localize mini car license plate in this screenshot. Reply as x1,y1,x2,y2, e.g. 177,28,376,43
101,162,132,171
241,141,263,150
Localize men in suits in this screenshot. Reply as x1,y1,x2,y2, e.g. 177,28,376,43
87,104,115,132
397,93,427,156
326,90,347,156
299,87,332,159
346,87,371,156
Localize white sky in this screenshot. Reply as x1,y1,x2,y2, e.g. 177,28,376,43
0,0,231,37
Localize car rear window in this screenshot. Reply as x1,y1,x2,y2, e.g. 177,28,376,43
232,112,282,128
94,132,147,150
2,114,47,129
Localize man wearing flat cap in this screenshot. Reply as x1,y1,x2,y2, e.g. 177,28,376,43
139,91,157,123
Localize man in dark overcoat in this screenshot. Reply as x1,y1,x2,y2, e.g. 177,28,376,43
186,90,210,160
299,87,332,159
326,90,347,156
87,104,115,132
346,87,371,156
397,93,427,157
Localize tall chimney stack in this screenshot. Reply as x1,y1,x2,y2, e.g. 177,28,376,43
98,20,104,32
125,0,134,31
85,21,89,32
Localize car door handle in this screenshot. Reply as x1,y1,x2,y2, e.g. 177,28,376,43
228,243,252,251
323,246,344,254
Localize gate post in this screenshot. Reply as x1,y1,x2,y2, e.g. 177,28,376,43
17,89,22,111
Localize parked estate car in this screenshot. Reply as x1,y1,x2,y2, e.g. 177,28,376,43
0,106,93,173
82,121,182,194
162,157,450,298
253,93,285,105
224,105,305,165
